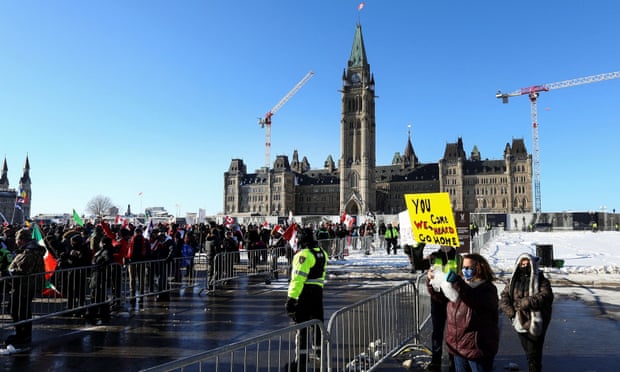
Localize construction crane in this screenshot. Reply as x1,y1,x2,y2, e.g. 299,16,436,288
259,70,314,169
496,71,620,214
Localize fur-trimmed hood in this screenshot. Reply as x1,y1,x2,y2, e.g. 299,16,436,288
500,253,553,336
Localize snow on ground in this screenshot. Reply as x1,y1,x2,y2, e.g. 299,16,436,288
328,230,620,308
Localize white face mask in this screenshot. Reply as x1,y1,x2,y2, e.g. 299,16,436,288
440,246,451,253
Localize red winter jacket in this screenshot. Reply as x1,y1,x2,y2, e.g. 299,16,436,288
445,277,499,361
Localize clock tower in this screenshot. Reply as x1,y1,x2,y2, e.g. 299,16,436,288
339,23,376,216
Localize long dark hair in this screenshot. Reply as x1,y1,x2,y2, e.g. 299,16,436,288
463,253,495,282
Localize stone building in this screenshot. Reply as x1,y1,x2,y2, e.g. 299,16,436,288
223,24,533,217
0,156,32,224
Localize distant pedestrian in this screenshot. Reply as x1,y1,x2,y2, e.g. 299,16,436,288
384,223,399,255
499,253,553,372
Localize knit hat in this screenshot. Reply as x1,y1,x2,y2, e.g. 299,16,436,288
16,228,33,243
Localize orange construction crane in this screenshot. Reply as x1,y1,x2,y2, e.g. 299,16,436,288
496,71,620,213
259,70,314,169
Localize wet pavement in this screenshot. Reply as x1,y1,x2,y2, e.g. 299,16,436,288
2,272,619,371
1,275,390,372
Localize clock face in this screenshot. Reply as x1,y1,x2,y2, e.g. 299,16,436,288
351,73,361,83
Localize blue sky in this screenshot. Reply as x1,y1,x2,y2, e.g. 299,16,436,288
1,1,619,217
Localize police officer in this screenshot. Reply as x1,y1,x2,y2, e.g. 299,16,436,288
285,227,328,367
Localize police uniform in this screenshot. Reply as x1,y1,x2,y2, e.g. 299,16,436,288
285,228,328,361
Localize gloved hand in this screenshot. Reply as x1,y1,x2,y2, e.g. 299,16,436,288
515,297,530,311
445,270,458,283
285,297,298,319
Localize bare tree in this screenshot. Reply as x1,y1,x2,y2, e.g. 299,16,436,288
86,195,116,217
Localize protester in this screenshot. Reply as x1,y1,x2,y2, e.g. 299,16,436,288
439,253,499,372
2,228,44,353
126,228,150,304
285,227,328,370
425,245,462,371
86,236,114,325
499,253,554,372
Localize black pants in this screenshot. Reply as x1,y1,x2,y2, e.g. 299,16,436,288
294,284,324,352
430,300,447,361
518,330,547,372
9,281,34,346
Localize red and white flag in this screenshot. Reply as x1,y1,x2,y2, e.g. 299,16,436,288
358,2,365,11
282,223,297,242
341,212,355,230
272,224,283,235
224,215,235,226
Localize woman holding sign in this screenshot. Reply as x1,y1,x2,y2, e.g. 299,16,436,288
443,253,499,372
426,245,462,371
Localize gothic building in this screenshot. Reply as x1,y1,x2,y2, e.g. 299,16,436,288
0,156,32,224
223,24,533,217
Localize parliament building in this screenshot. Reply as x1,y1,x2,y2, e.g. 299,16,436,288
224,24,533,217
0,156,32,225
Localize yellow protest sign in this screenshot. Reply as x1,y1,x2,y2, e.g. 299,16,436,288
404,192,460,247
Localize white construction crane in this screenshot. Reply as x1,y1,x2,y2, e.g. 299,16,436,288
496,71,620,214
259,70,314,169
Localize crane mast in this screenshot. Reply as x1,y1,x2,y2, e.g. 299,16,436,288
259,70,314,169
496,71,620,214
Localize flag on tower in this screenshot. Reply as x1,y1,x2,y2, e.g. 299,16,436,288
358,2,365,11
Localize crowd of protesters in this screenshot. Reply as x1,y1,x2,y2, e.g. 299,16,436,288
0,217,386,353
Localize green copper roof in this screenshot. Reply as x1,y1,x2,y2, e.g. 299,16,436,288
348,24,367,68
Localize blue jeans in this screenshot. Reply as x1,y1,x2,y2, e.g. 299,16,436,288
453,354,494,372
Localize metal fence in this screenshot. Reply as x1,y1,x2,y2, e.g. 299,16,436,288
0,256,201,330
142,276,432,372
206,247,292,293
141,319,326,372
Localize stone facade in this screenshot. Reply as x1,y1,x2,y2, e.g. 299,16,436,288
223,24,532,217
0,156,32,224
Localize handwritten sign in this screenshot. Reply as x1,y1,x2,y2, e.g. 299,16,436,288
404,192,460,247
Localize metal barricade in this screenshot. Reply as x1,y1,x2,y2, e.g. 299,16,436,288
141,319,326,372
123,256,206,303
206,247,291,293
142,279,428,372
326,281,418,371
0,263,122,329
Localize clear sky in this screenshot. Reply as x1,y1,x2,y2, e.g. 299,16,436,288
1,1,619,218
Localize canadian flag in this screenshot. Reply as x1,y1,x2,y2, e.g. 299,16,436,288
341,213,355,230
282,223,297,242
224,215,235,226
271,224,283,235
358,2,365,11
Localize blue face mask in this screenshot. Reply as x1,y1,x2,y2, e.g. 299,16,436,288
462,267,475,281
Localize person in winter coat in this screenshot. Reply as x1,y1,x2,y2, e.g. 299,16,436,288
86,236,114,325
3,228,45,351
439,253,499,372
425,245,462,371
499,253,553,372
384,223,399,255
285,227,328,370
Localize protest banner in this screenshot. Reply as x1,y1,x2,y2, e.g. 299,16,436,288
404,192,460,247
